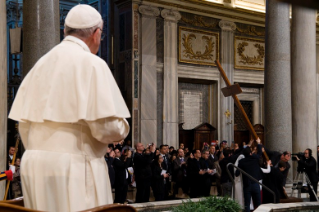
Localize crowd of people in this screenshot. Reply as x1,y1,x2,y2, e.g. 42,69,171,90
5,139,318,211
103,139,318,212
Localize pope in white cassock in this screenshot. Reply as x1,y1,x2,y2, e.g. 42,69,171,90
8,4,130,212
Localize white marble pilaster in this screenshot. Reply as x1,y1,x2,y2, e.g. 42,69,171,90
291,6,317,157
0,0,7,199
219,20,236,142
264,0,292,153
162,9,181,148
139,5,160,146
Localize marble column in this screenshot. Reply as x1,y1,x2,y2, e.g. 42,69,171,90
264,0,292,153
291,6,317,156
0,0,7,199
23,0,60,77
219,20,236,142
162,9,181,148
139,5,160,146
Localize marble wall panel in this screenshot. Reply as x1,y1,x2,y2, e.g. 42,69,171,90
157,70,163,146
156,18,164,63
141,120,157,145
178,82,209,129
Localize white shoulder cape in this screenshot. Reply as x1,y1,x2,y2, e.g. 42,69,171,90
9,36,130,123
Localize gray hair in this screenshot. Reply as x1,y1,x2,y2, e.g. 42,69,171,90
64,20,103,39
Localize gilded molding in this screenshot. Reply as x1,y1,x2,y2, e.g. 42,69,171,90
179,26,219,66
161,9,181,22
237,42,264,65
236,25,265,36
139,5,160,17
180,15,218,29
219,20,236,31
234,36,265,70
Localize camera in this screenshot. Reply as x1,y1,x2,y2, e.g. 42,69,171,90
292,152,305,161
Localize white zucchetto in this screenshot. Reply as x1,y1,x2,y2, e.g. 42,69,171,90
65,4,102,29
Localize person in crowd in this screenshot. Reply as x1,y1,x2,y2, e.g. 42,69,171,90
172,148,188,198
179,143,184,150
169,146,175,155
11,158,22,198
121,140,134,154
265,149,291,186
113,148,132,203
208,145,222,196
235,139,262,212
219,147,241,197
159,144,171,199
7,146,15,168
295,148,318,201
263,160,287,203
184,147,189,155
187,149,206,198
217,140,227,159
134,142,155,203
155,148,160,156
114,140,124,152
151,155,169,201
105,148,115,188
199,150,214,196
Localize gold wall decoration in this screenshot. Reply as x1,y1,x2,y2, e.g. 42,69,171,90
236,25,265,36
179,26,219,66
234,36,265,70
180,15,218,29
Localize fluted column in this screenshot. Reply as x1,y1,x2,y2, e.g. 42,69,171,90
291,6,317,157
23,0,60,77
162,9,181,147
0,0,7,199
139,5,160,145
219,20,236,142
264,0,292,153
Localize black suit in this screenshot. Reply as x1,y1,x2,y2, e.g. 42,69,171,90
187,158,201,198
298,156,318,201
236,145,262,212
113,157,132,203
199,158,213,196
263,167,285,204
151,164,165,201
172,157,188,194
133,152,154,203
161,154,171,199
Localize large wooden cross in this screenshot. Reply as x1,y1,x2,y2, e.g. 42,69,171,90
215,60,269,160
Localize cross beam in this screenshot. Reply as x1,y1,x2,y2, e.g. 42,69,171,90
215,60,269,160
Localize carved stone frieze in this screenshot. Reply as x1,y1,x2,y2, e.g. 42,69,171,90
181,15,218,29
139,5,160,18
219,20,236,31
236,25,265,36
161,9,181,22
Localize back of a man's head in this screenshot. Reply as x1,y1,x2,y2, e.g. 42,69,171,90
223,147,232,158
64,4,103,40
243,147,251,157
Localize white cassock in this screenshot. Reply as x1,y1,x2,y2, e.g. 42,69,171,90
9,36,130,212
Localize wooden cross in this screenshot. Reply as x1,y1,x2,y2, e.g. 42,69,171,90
215,60,269,160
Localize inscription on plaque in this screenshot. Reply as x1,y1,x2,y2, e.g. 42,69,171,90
183,93,202,129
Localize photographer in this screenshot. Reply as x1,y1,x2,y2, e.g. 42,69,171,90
295,148,318,201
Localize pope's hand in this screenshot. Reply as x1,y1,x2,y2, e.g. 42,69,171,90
9,165,15,174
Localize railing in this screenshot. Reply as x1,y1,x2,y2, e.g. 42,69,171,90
226,163,276,203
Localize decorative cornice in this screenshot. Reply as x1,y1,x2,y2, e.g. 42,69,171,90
236,25,265,36
219,20,236,31
180,15,218,29
161,9,181,22
139,5,160,18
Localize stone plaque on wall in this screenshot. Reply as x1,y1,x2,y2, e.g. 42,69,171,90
179,26,219,66
181,91,202,129
234,36,265,70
